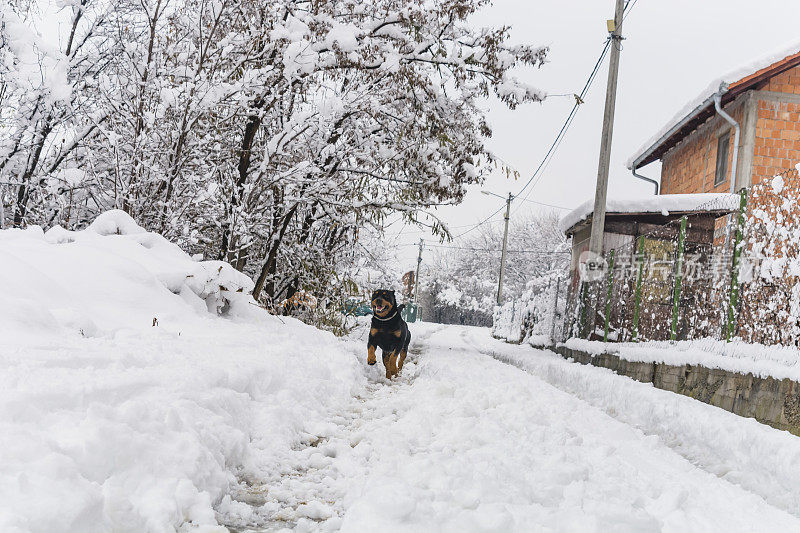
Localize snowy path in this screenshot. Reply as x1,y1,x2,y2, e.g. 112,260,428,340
221,324,800,532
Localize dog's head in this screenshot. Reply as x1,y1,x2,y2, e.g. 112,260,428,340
370,289,397,318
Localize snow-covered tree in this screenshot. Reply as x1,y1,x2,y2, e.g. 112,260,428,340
423,210,569,324
0,1,120,228
1,0,549,319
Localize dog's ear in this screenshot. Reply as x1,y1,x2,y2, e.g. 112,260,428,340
397,303,405,312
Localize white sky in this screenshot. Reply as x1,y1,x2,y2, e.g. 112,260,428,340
390,0,800,266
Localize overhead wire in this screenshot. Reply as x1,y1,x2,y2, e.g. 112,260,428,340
512,38,612,209
450,202,507,240
444,27,615,242
511,0,638,210
400,0,638,247
517,198,570,210
404,242,570,254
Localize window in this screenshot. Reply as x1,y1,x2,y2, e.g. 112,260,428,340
714,133,730,186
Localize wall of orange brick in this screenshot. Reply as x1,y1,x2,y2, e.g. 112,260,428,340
659,103,743,195
752,66,800,184
660,65,800,194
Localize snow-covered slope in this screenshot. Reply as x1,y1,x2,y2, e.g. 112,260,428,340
0,212,368,533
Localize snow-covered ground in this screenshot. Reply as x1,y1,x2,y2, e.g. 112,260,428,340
4,214,800,532
0,213,372,533
221,323,800,532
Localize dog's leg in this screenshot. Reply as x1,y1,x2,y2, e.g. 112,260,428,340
397,349,407,372
367,344,377,366
382,351,392,379
397,330,411,373
386,351,399,378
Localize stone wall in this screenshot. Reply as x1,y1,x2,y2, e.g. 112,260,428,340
554,344,800,436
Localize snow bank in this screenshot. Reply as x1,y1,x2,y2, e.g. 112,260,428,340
562,337,800,383
475,328,800,523
627,41,800,169
0,211,369,533
558,193,738,233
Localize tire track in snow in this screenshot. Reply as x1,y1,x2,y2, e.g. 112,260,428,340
219,325,443,532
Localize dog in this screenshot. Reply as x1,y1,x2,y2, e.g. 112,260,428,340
367,289,411,379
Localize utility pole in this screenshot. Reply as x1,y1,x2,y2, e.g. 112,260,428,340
588,0,625,256
413,238,423,303
496,192,512,305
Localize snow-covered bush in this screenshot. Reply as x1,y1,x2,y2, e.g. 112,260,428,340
739,168,800,345
492,273,567,346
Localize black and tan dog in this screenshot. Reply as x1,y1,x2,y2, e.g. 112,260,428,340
367,289,411,379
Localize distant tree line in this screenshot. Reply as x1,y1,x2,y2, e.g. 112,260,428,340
421,211,568,327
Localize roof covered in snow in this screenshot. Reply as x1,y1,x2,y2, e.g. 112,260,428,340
627,42,800,170
559,193,740,234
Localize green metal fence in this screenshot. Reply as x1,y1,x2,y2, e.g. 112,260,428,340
566,195,740,343
565,168,800,345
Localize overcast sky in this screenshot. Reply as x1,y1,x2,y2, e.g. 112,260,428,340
390,0,800,266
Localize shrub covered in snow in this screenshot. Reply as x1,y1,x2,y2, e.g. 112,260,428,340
492,273,566,346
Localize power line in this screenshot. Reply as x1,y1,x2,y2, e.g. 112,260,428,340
517,198,570,210
451,203,507,240
623,0,639,21
400,0,639,245
407,242,570,254
400,217,504,236
512,0,638,206
514,37,612,204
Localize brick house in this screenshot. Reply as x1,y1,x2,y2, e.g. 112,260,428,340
628,47,800,197
559,46,800,341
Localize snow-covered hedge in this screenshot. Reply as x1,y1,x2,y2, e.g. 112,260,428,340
492,274,566,346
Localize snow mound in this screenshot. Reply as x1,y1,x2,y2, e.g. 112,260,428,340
0,211,253,339
558,193,739,233
87,209,147,236
0,211,368,532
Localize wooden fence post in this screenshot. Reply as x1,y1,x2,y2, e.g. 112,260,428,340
632,237,645,342
578,281,588,338
550,277,561,343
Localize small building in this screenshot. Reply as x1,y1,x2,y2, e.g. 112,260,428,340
560,194,737,341
560,194,739,285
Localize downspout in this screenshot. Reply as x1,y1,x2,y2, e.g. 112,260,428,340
713,84,740,193
631,167,659,194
